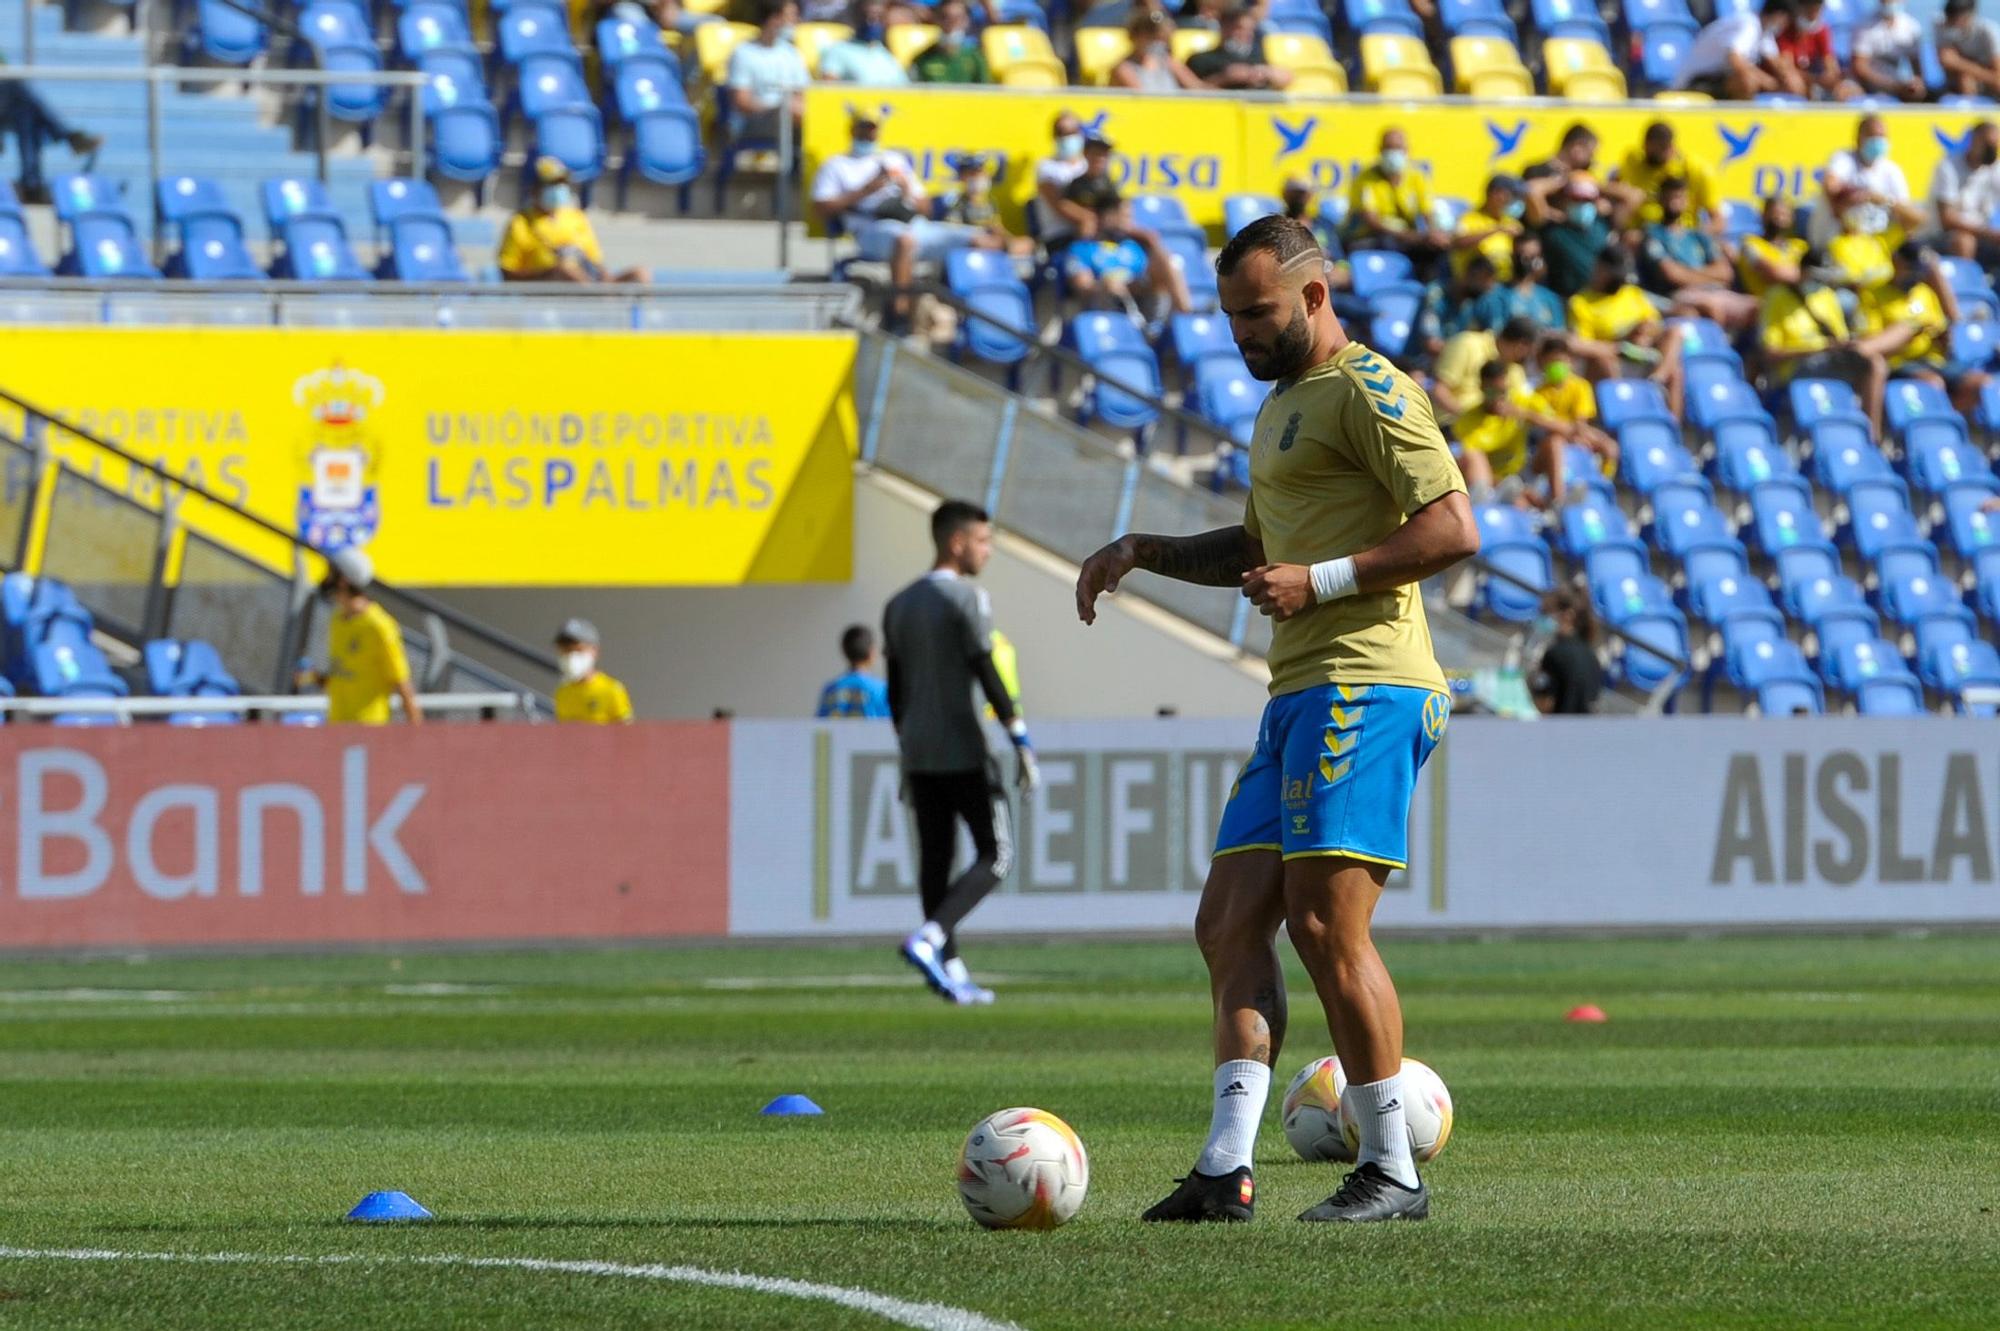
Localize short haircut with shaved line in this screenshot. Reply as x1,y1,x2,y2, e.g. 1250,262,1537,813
1214,215,1323,281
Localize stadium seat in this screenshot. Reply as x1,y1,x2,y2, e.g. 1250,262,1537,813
1170,312,1238,373
1625,0,1697,32
317,44,393,127
1905,422,1994,496
1936,255,1999,319
421,49,488,114
1471,504,1551,621
1543,37,1627,99
1729,636,1819,696
177,214,264,280
431,104,504,188
1688,372,1772,432
1196,359,1269,445
1067,312,1162,434
1368,286,1423,359
1689,571,1781,632
1638,23,1697,89
143,639,241,698
1449,36,1534,96
597,15,677,71
499,3,575,62
793,21,852,73
612,55,687,123
1593,567,1676,626
1075,27,1132,85
1618,419,1701,495
1349,250,1415,300
1556,491,1634,561
52,173,127,225
1789,377,1870,431
1534,0,1613,40
272,216,369,281
695,21,757,83
516,52,593,125
1714,418,1796,492
1755,676,1824,714
1224,194,1281,240
1881,571,1974,634
30,640,128,703
1650,485,1736,558
192,0,267,64
1616,613,1688,692
886,23,941,66
1346,0,1426,38
1681,537,1749,589
1828,636,1920,696
989,0,1050,29
1872,541,1940,587
1172,27,1218,60
1583,539,1649,591
1160,232,1219,311
946,249,1035,375
1791,571,1873,633
1842,480,1930,563
400,2,477,59
0,215,50,277
385,215,469,282
298,0,370,48
535,106,608,187
62,214,160,279
1951,319,1999,371
1809,419,1895,495
1746,477,1824,556
370,178,444,237
1263,33,1347,92
619,106,705,209
1884,378,1956,438
1596,379,1673,432
1360,34,1444,95
155,174,233,230
1674,316,1739,373
263,177,339,232
984,25,1068,86
1940,486,1999,561
1439,0,1517,40
1922,638,2000,712
1979,557,2000,626
1856,676,1927,714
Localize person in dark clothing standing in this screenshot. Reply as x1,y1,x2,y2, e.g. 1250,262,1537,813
883,500,1040,1006
1530,587,1604,714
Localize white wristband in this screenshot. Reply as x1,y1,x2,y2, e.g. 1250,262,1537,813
1309,556,1359,603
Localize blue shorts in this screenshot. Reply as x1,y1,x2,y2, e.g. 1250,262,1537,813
1213,682,1448,869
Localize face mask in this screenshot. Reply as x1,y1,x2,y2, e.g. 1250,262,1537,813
966,174,989,196
1860,135,1889,164
1057,133,1083,159
541,184,573,210
1147,40,1170,56
1531,614,1557,638
941,28,964,46
852,138,878,157
1224,38,1255,55
559,650,595,683
859,21,883,39
1542,360,1572,385
1504,198,1525,220
1567,202,1598,227
780,23,796,40
1522,253,1544,275
1381,148,1408,175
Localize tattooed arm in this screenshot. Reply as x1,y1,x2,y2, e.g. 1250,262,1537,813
1075,526,1266,624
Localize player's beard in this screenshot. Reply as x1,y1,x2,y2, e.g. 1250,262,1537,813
1242,302,1313,382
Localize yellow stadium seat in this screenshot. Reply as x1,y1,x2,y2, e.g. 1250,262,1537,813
984,24,1068,87
1359,33,1443,96
796,21,853,76
1449,36,1532,97
886,22,940,67
695,20,757,85
1172,28,1219,63
683,0,728,14
1264,32,1346,94
1542,37,1627,100
1076,26,1133,86
1652,89,1711,103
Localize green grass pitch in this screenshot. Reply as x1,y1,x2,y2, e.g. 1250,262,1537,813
0,933,1994,1329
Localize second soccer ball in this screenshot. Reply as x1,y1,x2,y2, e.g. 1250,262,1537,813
1281,1056,1354,1162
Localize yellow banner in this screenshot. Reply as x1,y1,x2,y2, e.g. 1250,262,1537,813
805,86,1987,235
0,329,857,586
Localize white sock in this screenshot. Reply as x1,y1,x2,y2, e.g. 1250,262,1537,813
911,921,945,951
943,957,970,985
1349,1073,1419,1188
1193,1059,1270,1176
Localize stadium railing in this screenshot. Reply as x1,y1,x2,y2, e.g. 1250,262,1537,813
0,691,537,722
0,383,560,709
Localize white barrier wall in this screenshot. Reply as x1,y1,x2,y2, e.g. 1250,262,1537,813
729,718,2000,936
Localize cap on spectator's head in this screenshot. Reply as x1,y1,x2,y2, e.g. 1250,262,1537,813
1082,129,1114,151
1945,0,1974,15
327,545,374,590
555,617,600,647
1564,173,1601,201
849,109,879,131
534,156,571,185
1065,174,1122,210
1487,173,1523,196
947,150,988,173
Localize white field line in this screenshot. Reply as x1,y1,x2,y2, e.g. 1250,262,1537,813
0,1245,1027,1331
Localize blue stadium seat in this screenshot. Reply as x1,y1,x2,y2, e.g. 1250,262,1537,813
1196,359,1269,445
1912,613,1976,673
1856,676,1927,715
1980,556,2000,625
1128,193,1194,234
0,216,50,278
499,2,575,62
1624,0,1695,33
1596,378,1673,432
63,214,161,279
1690,570,1780,630
370,178,445,237
1788,377,1870,432
1650,485,1735,558
143,639,241,698
1346,0,1426,38
320,44,393,126
1884,377,1956,438
1935,255,1999,319
53,173,127,224
1349,250,1415,300
1067,312,1162,433
1674,316,1739,373
619,107,706,210
1756,677,1823,714
1688,369,1771,432
1721,200,1760,239
1828,636,1919,697
178,214,265,280
1716,611,1786,668
946,249,1035,373
1171,312,1237,373
613,55,687,123
273,216,370,281
1872,543,1940,590
1532,0,1613,42
1940,485,1999,560
1773,541,1840,595
517,52,593,125
422,50,489,114
1618,418,1700,495
1791,572,1874,633
1809,418,1895,495
1616,613,1688,693
1951,319,2000,371
30,640,128,701
299,0,371,48
1922,638,2000,712
1562,443,1617,502
156,175,234,228
534,107,608,187
1905,421,1994,496
597,15,680,72
1159,230,1218,311
1593,567,1675,625
431,104,503,187
400,2,478,59
1842,480,1930,562
1471,505,1551,622
1880,571,1975,634
1812,607,1878,668
192,0,267,64
1639,25,1698,89
263,177,340,232
1729,636,1818,696
386,216,470,282
1224,194,1281,239
1681,537,1748,588
1555,491,1632,561
1713,417,1794,491
1439,0,1517,38
1369,288,1421,360
1745,477,1823,556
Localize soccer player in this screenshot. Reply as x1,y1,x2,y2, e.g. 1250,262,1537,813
1075,216,1478,1223
883,501,1040,1007
816,624,893,719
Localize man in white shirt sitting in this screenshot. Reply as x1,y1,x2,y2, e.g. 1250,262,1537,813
1932,120,2000,266
1850,0,1927,100
1674,0,1804,100
1820,113,1927,244
726,0,809,147
1032,111,1093,253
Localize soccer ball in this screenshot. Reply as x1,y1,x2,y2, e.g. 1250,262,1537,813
956,1107,1090,1230
1338,1057,1455,1164
1282,1056,1354,1162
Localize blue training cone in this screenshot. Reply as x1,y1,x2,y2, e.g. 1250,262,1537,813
761,1094,824,1116
346,1191,435,1222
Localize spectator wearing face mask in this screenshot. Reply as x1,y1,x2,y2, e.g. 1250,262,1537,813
1525,171,1611,299
1186,8,1292,89
1530,336,1619,478
1759,246,1892,435
1851,0,1926,100
1861,240,1992,414
1529,589,1603,716
553,619,634,724
1612,122,1722,236
1567,246,1685,417
1936,0,2000,98
1113,9,1203,90
1778,0,1860,99
1737,194,1807,298
1932,119,2000,265
1032,112,1094,251
499,158,651,283
1673,0,1804,100
1820,115,1926,248
818,0,909,82
1469,234,1565,333
726,0,809,146
1450,174,1524,282
1343,127,1440,259
1637,178,1761,332
1061,190,1192,316
941,152,1035,256
912,0,990,82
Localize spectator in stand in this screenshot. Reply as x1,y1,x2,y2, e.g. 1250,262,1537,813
818,0,909,82
1180,0,1228,31
1531,335,1620,476
1527,171,1612,299
1568,246,1685,417
1062,191,1193,316
1613,122,1723,235
941,153,1034,255
1277,177,1359,300
1451,174,1524,282
500,159,651,283
1524,122,1601,185
1932,120,2000,265
816,624,892,718
1638,178,1761,330
727,0,809,148
912,0,991,82
1187,8,1293,89
1419,255,1499,354
1114,9,1204,90
1936,0,2000,98
553,619,635,724
1863,239,1990,413
1032,113,1093,252
1851,0,1926,101
1343,128,1441,261
1819,113,1925,246
306,548,421,726
1759,247,1891,434
1431,315,1536,421
1779,0,1861,99
1673,0,1805,100
1529,588,1604,715
1470,234,1566,332
0,57,102,205
1450,358,1578,507
1737,194,1807,297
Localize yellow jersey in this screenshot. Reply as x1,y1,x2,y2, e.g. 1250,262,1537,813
1568,284,1659,343
1761,284,1849,380
326,602,409,725
1345,165,1432,235
1452,386,1532,481
1434,330,1527,415
555,670,634,723
1737,234,1806,299
1616,146,1720,227
1828,228,1898,291
1531,375,1596,424
1861,280,1948,367
1244,342,1465,696
498,205,605,278
1451,208,1521,281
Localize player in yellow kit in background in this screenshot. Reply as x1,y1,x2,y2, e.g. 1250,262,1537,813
1076,216,1478,1224
552,618,634,723
305,547,422,725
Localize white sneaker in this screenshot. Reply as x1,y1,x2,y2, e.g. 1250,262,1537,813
950,980,995,1006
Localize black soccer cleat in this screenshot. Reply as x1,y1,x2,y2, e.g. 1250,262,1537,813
1297,1162,1429,1223
1140,1166,1255,1222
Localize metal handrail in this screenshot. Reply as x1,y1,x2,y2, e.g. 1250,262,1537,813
0,691,537,720
1472,552,1695,707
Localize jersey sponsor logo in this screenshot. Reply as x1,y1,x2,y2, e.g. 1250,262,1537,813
1283,774,1316,810
1277,411,1303,451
